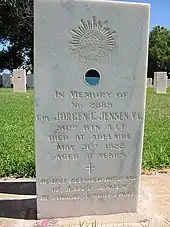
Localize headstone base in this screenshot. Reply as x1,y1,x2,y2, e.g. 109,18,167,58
1,175,170,227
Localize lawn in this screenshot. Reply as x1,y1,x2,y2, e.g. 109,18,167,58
0,88,170,177
0,89,35,177
143,88,170,170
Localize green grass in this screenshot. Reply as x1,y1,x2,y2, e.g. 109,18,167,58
0,88,35,177
0,88,170,177
143,88,170,170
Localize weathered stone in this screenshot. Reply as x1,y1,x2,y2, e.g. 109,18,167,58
34,0,150,219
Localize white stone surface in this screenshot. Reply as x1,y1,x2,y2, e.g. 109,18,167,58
155,72,167,94
168,79,170,87
153,73,156,92
147,78,153,88
13,69,27,92
27,74,34,88
34,0,150,219
2,74,11,88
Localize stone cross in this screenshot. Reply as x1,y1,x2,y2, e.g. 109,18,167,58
86,162,95,176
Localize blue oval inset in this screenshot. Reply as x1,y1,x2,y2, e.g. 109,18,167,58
84,69,101,86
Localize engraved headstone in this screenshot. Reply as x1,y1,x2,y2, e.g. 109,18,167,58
2,74,11,88
147,78,153,88
13,69,27,92
155,72,167,94
35,0,150,219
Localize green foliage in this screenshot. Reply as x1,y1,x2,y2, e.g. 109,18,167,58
0,88,170,177
148,26,170,78
0,0,33,72
0,2,170,76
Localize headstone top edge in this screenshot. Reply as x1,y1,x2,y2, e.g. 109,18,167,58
35,0,150,8
154,72,167,74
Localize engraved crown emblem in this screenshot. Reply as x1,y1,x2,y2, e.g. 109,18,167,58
69,16,116,63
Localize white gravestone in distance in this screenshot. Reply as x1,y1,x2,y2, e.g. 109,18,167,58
11,76,14,87
27,74,34,88
155,72,167,94
0,75,2,87
2,74,11,88
13,69,27,92
35,0,150,219
147,78,153,88
154,72,157,92
168,79,170,87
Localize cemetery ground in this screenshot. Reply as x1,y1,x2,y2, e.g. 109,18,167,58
0,88,170,178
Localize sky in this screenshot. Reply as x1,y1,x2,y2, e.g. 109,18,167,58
122,0,170,29
0,0,169,52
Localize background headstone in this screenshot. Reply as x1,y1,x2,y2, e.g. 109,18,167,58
0,75,2,87
168,79,170,87
10,75,12,87
27,74,34,88
155,72,167,94
35,0,150,219
13,69,27,93
154,72,157,92
147,78,153,88
2,74,11,88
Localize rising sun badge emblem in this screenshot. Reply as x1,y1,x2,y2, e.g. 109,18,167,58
69,16,117,63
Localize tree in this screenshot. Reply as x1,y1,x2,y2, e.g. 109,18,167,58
0,0,33,73
148,26,170,78
0,2,170,77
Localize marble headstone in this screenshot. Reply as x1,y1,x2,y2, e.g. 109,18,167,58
35,0,150,219
147,78,153,88
153,73,156,92
0,75,2,87
155,72,167,94
27,74,34,88
2,74,11,88
13,69,27,92
168,79,170,87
